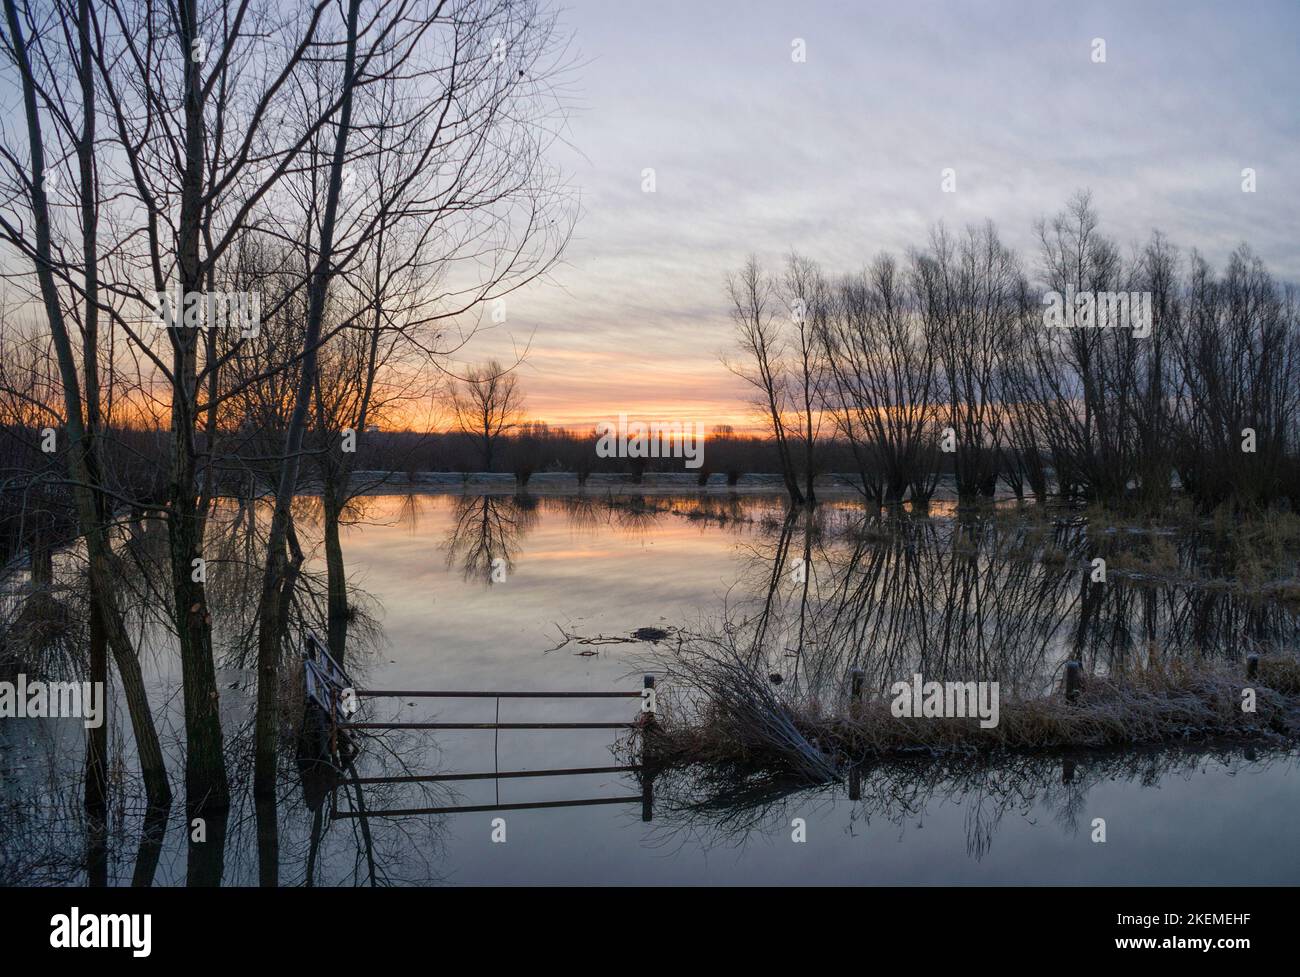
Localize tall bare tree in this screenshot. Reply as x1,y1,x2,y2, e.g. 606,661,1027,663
1,0,171,810
451,359,526,470
725,256,804,504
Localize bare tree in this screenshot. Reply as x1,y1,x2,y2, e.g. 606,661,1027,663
914,222,1021,503
781,252,830,505
1025,190,1133,501
1169,246,1299,511
451,359,526,470
0,0,171,809
820,254,939,506
1,0,577,812
725,256,804,504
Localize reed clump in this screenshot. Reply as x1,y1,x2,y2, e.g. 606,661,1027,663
637,641,1300,780
1258,655,1300,693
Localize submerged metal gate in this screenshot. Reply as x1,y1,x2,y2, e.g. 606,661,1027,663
301,635,658,820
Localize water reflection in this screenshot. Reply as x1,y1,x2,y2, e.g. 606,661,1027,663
644,742,1297,868
722,506,1296,700
2,491,1297,884
443,494,539,584
9,719,1291,884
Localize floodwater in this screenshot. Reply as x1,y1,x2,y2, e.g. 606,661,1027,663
2,490,1298,885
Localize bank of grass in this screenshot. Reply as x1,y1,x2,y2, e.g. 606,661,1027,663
897,496,1300,598
635,644,1300,782
1097,513,1300,598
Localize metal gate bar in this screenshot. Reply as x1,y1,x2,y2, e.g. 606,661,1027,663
339,721,636,730
351,764,641,785
356,689,640,699
335,795,643,818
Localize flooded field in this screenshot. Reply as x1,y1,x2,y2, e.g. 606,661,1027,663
3,491,1298,885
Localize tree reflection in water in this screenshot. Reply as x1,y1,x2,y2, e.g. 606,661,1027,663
2,492,1296,883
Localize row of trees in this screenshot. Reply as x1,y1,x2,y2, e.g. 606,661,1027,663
0,0,575,822
729,192,1300,513
383,421,796,482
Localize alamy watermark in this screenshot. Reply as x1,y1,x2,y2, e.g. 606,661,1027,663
890,673,1000,728
50,908,150,957
150,287,261,337
0,674,103,728
595,413,706,469
1042,286,1152,339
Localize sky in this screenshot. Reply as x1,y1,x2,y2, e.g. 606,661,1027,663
466,0,1300,432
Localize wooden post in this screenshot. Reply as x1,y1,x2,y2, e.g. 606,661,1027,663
328,687,339,757
641,770,654,823
641,675,656,822
847,670,865,799
1062,758,1076,785
1246,654,1259,681
849,668,864,702
1064,660,1082,704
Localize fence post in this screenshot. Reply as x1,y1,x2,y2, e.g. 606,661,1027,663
847,670,865,799
1064,661,1082,704
1246,654,1259,681
1062,758,1076,785
641,770,655,823
641,675,656,822
328,686,339,756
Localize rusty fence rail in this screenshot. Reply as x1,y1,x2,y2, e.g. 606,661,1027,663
327,675,659,821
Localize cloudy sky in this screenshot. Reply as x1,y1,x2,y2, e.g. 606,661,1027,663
466,0,1300,431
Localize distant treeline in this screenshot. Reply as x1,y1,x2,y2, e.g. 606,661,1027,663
349,423,797,482
0,416,880,568
726,191,1300,512
0,420,826,512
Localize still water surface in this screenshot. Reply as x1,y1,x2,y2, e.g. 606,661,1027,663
3,491,1297,884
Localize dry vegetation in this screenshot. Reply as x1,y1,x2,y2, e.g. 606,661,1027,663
954,499,1300,597
632,637,1300,783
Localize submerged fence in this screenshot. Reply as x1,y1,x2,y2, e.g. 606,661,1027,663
300,641,659,821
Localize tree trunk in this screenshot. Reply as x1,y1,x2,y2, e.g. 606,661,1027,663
254,0,363,798
323,487,350,667
84,591,108,815
169,0,229,812
168,490,228,808
5,0,171,811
